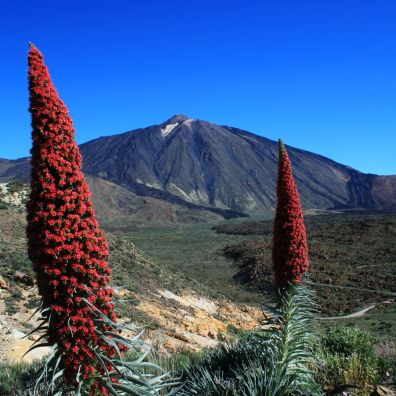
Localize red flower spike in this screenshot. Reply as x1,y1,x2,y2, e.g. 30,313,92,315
26,44,120,389
272,139,309,287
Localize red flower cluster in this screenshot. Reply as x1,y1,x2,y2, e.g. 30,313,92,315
272,139,309,287
27,44,119,393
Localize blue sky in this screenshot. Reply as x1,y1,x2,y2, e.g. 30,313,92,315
1,0,395,175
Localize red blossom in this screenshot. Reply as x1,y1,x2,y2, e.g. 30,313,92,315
27,44,120,389
272,139,309,287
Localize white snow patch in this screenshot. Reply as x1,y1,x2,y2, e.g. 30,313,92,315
161,122,179,138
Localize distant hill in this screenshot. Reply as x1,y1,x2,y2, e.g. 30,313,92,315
85,175,240,228
1,115,396,214
0,174,243,227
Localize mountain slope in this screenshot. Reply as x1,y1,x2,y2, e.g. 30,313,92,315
0,158,30,183
85,175,232,227
78,115,395,211
1,115,395,212
0,175,242,226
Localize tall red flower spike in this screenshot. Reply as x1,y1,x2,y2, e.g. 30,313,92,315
27,44,118,393
272,139,309,287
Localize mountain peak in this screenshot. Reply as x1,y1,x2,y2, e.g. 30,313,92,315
163,114,190,124
3,116,396,212
160,115,195,137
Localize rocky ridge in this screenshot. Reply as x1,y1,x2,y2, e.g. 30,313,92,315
1,115,396,216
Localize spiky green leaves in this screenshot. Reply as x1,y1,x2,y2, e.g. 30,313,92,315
177,285,322,395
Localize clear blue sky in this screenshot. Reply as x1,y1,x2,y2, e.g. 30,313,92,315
1,0,395,175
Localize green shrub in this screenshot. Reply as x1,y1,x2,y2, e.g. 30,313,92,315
322,326,377,359
6,179,25,194
0,360,52,395
7,252,32,275
5,289,23,315
375,341,396,385
125,348,202,375
24,296,41,309
317,327,378,394
0,362,35,395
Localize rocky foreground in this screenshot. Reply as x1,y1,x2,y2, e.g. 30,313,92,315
0,281,267,364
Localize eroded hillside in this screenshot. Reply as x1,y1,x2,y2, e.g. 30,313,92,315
0,203,267,364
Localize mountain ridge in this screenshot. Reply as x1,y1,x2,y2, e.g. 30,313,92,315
1,115,395,213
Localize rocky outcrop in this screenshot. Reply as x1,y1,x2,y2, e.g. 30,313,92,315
0,285,268,362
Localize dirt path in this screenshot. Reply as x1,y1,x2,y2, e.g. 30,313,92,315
356,264,383,269
320,298,395,320
320,304,378,320
306,280,395,320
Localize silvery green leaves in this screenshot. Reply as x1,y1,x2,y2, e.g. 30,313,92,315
176,285,322,396
24,299,178,396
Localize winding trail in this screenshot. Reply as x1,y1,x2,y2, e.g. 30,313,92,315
307,279,396,320
320,304,378,320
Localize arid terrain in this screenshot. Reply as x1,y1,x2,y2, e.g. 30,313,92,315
121,211,395,340
0,189,267,365
0,181,395,394
213,212,396,336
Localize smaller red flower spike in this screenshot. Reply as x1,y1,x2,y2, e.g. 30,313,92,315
272,139,309,287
